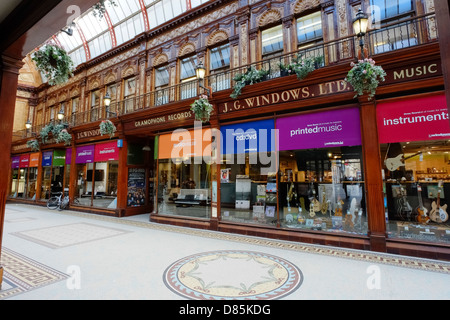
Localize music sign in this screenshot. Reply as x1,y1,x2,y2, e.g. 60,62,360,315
276,107,362,151
377,94,450,143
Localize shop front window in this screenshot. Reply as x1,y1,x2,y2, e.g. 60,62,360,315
27,167,38,200
41,167,52,200
92,161,118,209
220,119,277,225
377,94,450,244
278,148,366,234
276,107,368,235
75,142,119,209
157,129,212,219
41,151,53,200
18,168,28,198
9,165,19,198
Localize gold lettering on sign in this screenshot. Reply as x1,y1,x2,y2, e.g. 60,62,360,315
393,63,438,80
77,129,101,139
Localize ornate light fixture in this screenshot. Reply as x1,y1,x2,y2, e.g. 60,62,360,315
352,9,369,59
196,62,211,97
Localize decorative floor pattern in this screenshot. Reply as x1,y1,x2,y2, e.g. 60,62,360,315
11,222,131,249
164,250,303,300
23,208,450,274
0,247,68,300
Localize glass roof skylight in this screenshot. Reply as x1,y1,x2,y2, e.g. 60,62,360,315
36,0,211,69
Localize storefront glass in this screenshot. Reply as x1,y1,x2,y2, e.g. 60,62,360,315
75,145,95,206
18,154,30,198
40,151,53,200
276,107,368,235
377,94,450,244
75,142,119,209
27,153,39,200
10,156,19,197
157,128,212,219
220,119,277,225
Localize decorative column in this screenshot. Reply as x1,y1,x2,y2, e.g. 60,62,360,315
116,125,128,217
359,96,387,252
0,54,25,289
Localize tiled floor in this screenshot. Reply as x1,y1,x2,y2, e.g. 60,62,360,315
1,203,449,300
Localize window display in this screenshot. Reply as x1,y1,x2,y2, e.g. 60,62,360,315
74,143,119,209
40,151,53,200
10,156,20,197
377,94,450,244
27,153,40,200
220,119,277,225
157,129,212,219
276,107,368,235
17,154,30,198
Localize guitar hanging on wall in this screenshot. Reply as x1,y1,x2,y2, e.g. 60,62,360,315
415,184,430,224
385,151,422,171
430,180,449,223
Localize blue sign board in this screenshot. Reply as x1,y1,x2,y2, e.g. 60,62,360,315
42,151,53,167
220,119,275,154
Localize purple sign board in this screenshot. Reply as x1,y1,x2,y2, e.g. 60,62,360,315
276,107,362,151
75,145,95,164
11,156,20,169
66,148,72,165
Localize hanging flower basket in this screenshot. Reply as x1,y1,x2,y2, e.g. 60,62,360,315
100,120,117,138
92,0,118,19
56,129,72,146
191,95,214,123
344,58,386,100
27,139,40,152
32,45,74,86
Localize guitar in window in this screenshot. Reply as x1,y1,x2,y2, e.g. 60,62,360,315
384,151,422,171
429,181,449,223
415,184,430,224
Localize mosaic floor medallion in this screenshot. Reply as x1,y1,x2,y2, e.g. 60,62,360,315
164,250,303,300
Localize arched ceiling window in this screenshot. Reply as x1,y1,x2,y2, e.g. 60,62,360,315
33,0,212,70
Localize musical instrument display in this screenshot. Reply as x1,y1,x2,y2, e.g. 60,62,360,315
430,181,449,223
415,184,430,224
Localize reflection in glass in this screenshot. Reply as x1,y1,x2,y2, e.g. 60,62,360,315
381,140,450,244
158,158,211,219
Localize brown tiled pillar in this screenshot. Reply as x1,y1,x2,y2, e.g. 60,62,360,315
0,54,24,288
359,96,387,252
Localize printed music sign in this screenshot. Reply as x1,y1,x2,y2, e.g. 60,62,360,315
276,107,362,151
377,94,450,143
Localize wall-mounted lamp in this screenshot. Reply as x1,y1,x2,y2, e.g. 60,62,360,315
57,107,65,120
352,9,369,59
196,62,211,97
104,92,117,117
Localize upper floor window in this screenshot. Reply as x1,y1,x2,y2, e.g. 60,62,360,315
155,66,170,89
91,90,100,108
261,25,283,60
180,55,198,82
209,43,230,92
371,0,413,22
370,0,417,54
297,11,323,48
124,78,136,113
210,44,230,73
